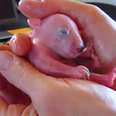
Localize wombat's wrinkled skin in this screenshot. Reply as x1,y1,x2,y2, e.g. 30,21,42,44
27,14,90,79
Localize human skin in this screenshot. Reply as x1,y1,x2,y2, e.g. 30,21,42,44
0,0,116,115
0,51,116,116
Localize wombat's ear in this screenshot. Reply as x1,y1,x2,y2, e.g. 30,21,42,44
27,18,41,29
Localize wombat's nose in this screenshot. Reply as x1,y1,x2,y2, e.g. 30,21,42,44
77,44,85,53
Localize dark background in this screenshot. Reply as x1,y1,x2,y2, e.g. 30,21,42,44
0,0,15,19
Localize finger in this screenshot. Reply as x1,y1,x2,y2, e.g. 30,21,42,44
0,51,58,97
9,33,32,56
18,0,94,26
18,0,116,33
18,0,116,49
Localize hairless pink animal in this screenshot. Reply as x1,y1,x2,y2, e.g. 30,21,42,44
28,14,90,79
9,14,116,88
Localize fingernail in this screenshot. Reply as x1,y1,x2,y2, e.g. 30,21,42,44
0,51,13,70
18,0,31,11
19,0,44,6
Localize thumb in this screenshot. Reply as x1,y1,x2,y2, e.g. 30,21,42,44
18,0,116,68
0,51,57,98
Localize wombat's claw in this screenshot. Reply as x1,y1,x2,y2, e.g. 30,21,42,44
77,65,90,80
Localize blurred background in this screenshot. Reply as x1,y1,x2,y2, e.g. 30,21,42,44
0,0,116,42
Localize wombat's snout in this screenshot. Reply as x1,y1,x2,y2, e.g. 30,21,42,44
68,42,85,59
77,44,85,53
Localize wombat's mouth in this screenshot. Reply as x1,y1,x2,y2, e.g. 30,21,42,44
75,40,106,74
55,38,104,74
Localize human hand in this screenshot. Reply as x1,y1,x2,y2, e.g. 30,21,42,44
0,51,116,116
18,0,116,70
0,0,116,115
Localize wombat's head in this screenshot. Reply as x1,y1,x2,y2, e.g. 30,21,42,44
28,14,85,59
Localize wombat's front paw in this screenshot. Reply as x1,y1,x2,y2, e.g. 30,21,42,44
75,65,90,80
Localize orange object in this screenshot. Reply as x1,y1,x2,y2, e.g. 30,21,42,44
9,33,31,56
8,28,32,35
